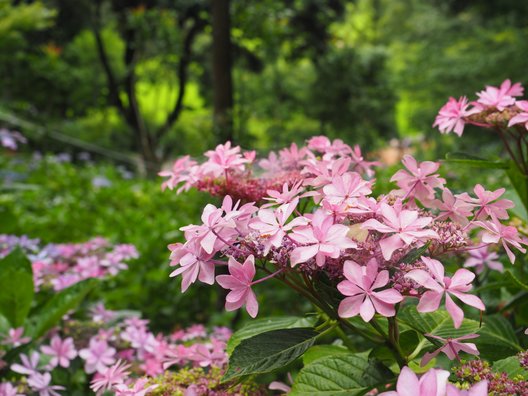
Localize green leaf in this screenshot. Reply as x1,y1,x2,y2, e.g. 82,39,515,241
0,248,34,327
401,243,430,264
226,316,316,355
475,315,522,360
222,328,318,382
506,161,528,213
303,344,349,365
26,278,97,339
444,152,509,169
398,305,480,338
290,353,394,395
398,330,420,356
504,270,528,291
493,356,528,380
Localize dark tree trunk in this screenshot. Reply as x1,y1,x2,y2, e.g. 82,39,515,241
211,0,234,144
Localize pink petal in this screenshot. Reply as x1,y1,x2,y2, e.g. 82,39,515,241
290,244,319,266
338,295,364,318
359,297,375,322
445,293,464,328
417,290,443,312
395,367,420,396
449,291,485,311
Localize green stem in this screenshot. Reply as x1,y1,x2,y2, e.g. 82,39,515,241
335,325,357,352
372,318,406,368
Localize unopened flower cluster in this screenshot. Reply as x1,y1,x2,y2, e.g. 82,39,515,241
1,301,233,396
163,137,527,366
0,235,138,291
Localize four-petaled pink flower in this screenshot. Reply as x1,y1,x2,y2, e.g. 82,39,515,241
474,215,528,264
250,200,308,254
379,366,450,396
464,245,503,273
216,255,259,318
433,96,478,136
337,259,403,322
405,257,485,328
391,155,446,201
290,209,357,267
40,336,77,369
79,338,117,374
421,333,480,366
457,184,514,220
362,203,438,260
475,79,524,111
508,100,528,129
322,172,372,207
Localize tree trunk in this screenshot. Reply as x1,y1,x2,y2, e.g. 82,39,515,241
211,0,234,144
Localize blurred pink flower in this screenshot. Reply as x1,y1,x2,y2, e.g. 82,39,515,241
405,257,485,328
447,381,488,396
216,255,259,318
433,96,478,136
421,333,480,366
27,372,65,396
508,100,528,129
40,336,77,369
322,172,372,207
0,382,23,396
337,259,403,322
11,352,40,375
169,242,215,292
202,141,248,177
2,327,30,347
476,79,523,111
464,245,503,273
114,378,158,396
431,188,473,225
90,360,130,395
79,338,116,374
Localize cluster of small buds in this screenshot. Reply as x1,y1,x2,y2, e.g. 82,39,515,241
0,234,138,291
518,350,528,370
454,359,528,395
0,301,233,396
164,136,527,365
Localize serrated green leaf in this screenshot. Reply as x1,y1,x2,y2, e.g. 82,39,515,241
223,328,318,382
290,354,394,395
475,315,522,360
398,305,480,338
504,270,528,290
506,161,528,213
303,344,349,365
26,278,97,339
493,356,528,380
0,248,34,327
226,316,316,355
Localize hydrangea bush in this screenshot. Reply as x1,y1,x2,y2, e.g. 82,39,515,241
161,132,528,394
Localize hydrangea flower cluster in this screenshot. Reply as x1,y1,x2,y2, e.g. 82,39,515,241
1,301,234,396
0,235,138,291
164,137,526,330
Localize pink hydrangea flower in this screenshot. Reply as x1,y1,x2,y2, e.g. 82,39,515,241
421,333,480,366
250,200,308,254
433,96,478,136
159,156,198,192
457,184,514,220
337,259,403,322
113,378,158,396
168,242,215,292
476,79,524,111
202,142,249,177
216,255,259,318
40,336,77,369
430,188,473,225
508,100,528,129
290,209,357,267
322,172,372,207
2,327,30,347
379,366,450,396
464,245,503,273
79,338,117,374
447,381,488,396
474,215,528,264
27,372,65,396
263,181,304,207
0,382,23,396
90,360,130,395
362,203,438,260
391,155,446,201
405,257,485,328
279,143,308,168
11,352,40,375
